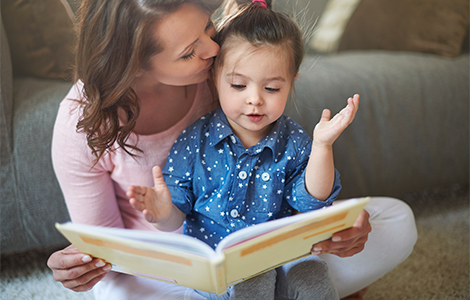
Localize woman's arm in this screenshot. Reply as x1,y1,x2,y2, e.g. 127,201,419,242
48,86,123,291
52,86,125,228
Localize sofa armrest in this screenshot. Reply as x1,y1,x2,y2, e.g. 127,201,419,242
1,77,73,254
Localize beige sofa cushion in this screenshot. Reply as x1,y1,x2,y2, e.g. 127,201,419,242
337,0,470,58
1,0,76,79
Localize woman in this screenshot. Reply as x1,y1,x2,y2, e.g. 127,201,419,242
47,0,417,299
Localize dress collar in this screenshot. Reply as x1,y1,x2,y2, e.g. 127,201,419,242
207,107,290,162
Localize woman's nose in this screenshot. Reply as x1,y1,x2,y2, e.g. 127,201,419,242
200,35,220,60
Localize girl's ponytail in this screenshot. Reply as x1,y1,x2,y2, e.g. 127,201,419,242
222,0,273,16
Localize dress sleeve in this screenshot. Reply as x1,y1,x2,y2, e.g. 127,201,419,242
284,138,342,212
161,128,197,216
51,85,124,228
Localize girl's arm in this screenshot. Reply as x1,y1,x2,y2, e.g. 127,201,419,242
127,166,186,231
305,95,359,200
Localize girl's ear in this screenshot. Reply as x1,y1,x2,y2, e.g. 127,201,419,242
294,73,300,81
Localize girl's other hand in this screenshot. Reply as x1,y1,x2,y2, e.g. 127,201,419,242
127,165,174,223
47,244,111,292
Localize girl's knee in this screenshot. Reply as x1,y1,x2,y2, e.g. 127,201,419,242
279,257,339,300
230,269,276,300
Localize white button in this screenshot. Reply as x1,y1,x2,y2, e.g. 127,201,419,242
230,209,239,218
239,171,247,180
230,136,237,144
261,172,270,181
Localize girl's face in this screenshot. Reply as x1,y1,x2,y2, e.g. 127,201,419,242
138,3,219,86
215,40,296,144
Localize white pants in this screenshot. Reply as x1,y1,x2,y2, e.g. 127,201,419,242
93,197,417,300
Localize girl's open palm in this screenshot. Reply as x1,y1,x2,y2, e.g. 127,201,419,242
314,94,359,146
127,166,173,223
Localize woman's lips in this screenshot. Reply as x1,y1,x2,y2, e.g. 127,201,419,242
203,59,213,72
246,114,264,122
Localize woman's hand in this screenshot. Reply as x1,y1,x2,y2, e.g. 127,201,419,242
47,244,112,292
311,209,371,257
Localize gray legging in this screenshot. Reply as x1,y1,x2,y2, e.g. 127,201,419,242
197,255,338,300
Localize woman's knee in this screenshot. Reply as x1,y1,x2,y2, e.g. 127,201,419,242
367,197,418,261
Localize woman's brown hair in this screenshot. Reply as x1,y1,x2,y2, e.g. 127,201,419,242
75,0,223,165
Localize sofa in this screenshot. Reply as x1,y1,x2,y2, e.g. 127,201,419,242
1,0,468,255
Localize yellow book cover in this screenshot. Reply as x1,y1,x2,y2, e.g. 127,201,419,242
55,197,369,295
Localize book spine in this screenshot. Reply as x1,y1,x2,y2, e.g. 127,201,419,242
210,254,227,296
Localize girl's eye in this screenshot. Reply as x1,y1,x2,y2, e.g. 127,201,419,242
182,50,195,61
231,84,246,90
265,87,280,92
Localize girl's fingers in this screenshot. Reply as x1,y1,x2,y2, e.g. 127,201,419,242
127,185,146,198
320,109,331,122
152,165,169,190
129,197,146,211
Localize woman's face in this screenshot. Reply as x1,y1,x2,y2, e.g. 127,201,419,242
139,3,220,86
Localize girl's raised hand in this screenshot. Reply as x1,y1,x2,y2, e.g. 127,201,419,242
313,94,359,146
127,165,174,224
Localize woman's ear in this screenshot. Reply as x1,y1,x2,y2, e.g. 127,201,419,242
294,72,300,81
135,70,144,77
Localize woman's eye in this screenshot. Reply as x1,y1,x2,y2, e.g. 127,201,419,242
206,20,214,31
265,87,280,92
231,84,246,90
182,50,195,61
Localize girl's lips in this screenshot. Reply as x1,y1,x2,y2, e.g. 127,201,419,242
247,114,264,122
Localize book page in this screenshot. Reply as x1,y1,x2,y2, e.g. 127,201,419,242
216,198,366,252
61,223,216,257
56,222,227,293
219,198,369,285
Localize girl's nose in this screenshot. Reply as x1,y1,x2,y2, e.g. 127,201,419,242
247,90,263,106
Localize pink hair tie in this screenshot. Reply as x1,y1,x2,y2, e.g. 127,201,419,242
252,0,267,8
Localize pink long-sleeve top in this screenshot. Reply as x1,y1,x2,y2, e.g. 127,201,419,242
52,81,217,232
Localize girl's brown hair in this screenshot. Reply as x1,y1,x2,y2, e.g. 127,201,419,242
214,0,304,81
75,0,223,164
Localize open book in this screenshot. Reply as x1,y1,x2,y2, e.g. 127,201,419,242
55,197,369,295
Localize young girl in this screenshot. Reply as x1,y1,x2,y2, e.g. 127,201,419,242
128,0,359,298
